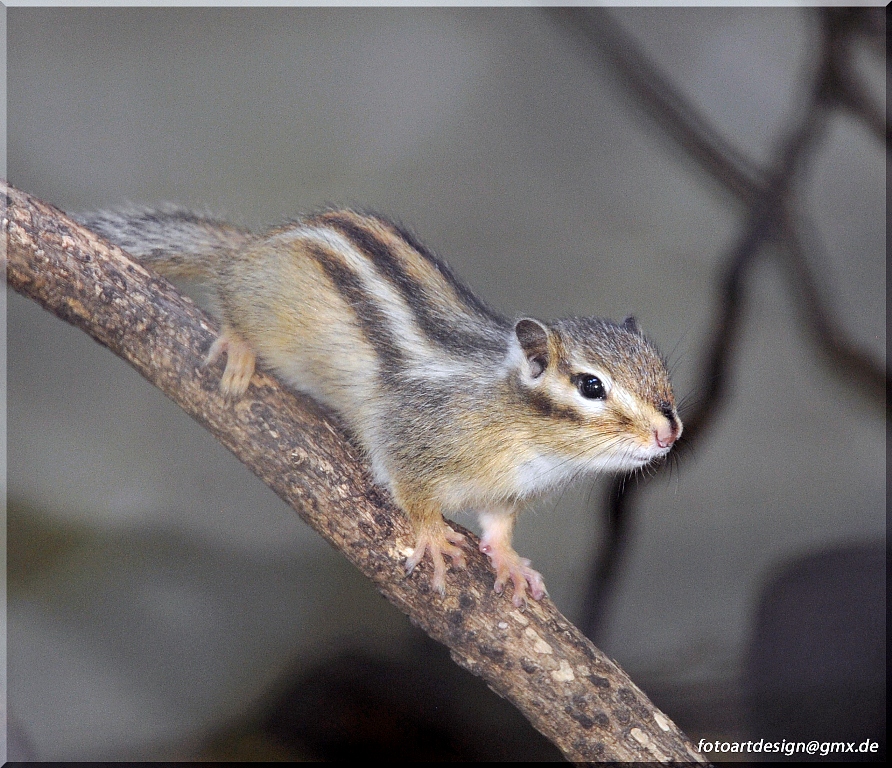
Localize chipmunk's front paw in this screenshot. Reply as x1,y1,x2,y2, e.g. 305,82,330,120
479,539,546,609
405,523,467,595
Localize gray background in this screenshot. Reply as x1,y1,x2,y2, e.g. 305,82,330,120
6,6,885,760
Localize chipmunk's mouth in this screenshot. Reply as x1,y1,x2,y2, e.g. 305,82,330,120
624,441,672,467
625,454,659,469
577,446,662,474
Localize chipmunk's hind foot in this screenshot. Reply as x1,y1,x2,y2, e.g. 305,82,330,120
206,329,256,398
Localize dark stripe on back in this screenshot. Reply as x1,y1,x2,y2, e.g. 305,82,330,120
388,221,508,325
321,212,508,356
304,243,404,373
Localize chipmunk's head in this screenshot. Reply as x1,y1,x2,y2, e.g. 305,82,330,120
507,315,681,485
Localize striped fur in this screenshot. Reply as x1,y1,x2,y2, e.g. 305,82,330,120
80,205,682,603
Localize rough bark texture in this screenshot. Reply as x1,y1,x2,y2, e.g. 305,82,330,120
3,180,707,764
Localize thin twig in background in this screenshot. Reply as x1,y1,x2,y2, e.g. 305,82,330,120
548,7,887,640
552,7,764,206
779,209,889,411
819,8,889,149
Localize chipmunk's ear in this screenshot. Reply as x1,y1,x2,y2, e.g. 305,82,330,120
515,318,550,379
621,315,641,335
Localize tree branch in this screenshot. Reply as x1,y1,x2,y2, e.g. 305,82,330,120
3,180,706,764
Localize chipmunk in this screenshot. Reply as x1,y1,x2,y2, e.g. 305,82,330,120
78,206,682,606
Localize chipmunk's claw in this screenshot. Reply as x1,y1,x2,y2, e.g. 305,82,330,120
480,539,546,607
406,524,467,594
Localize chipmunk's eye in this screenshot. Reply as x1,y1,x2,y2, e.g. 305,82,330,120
575,374,606,400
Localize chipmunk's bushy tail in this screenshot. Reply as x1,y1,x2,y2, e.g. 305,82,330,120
75,205,252,280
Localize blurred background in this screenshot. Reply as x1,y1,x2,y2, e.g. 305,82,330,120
5,5,885,761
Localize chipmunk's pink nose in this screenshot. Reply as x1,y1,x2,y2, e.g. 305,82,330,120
655,428,675,449
654,415,681,449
